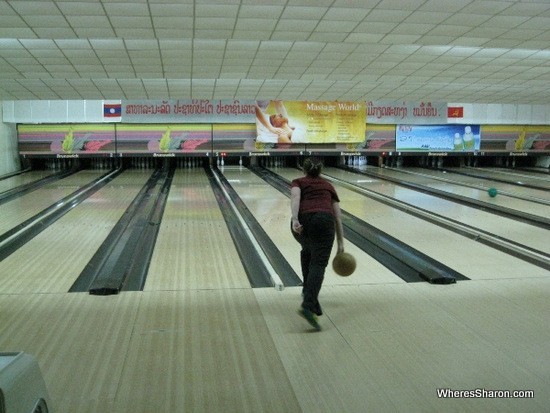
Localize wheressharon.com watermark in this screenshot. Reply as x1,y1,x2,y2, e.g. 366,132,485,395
437,388,534,399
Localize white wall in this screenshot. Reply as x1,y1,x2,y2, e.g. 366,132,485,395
447,103,550,125
0,101,20,176
2,100,106,124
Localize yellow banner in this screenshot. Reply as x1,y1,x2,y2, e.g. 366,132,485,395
255,100,366,144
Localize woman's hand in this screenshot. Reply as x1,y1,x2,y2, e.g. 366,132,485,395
292,218,303,234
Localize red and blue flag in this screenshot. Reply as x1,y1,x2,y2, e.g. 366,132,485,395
103,102,121,118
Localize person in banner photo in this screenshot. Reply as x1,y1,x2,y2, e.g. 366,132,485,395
291,157,345,331
255,100,306,144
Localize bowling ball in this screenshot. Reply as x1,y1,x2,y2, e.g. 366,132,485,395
290,219,302,243
332,252,356,277
487,187,498,197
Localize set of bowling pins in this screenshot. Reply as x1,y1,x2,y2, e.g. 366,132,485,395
90,158,115,169
46,158,72,170
345,156,367,166
177,157,202,168
131,157,155,169
258,157,286,167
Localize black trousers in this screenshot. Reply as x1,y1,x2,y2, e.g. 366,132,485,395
299,212,335,314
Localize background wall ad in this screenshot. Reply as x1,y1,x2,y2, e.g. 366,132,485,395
255,100,365,145
115,124,211,155
396,124,480,152
18,124,115,156
364,124,396,152
212,123,306,154
480,125,550,152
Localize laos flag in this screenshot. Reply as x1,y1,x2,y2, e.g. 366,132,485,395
103,101,122,119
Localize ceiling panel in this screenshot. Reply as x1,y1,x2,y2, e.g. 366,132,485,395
0,0,549,104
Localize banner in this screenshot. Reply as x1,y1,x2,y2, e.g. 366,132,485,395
367,101,447,124
480,125,550,153
212,124,306,154
121,100,256,123
115,124,211,155
18,124,115,156
396,124,480,152
365,124,396,152
255,100,365,144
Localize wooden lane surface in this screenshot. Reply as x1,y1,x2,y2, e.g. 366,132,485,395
144,168,251,291
1,167,548,413
0,292,140,413
0,290,301,412
0,170,105,235
0,170,150,294
1,167,300,411
326,167,549,254
221,166,403,287
111,289,300,412
1,276,547,412
0,170,52,193
464,167,550,190
373,166,550,219
276,167,549,281
255,277,550,412
398,167,550,202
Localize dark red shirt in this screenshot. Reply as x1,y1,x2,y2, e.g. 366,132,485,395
291,176,340,216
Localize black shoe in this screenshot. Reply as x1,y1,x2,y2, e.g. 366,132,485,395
298,308,321,331
314,304,323,316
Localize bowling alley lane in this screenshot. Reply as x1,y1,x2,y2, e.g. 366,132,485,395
0,170,150,294
254,278,550,413
144,168,251,291
460,166,550,190
0,170,106,235
322,167,549,255
361,166,550,218
0,169,52,193
382,166,550,202
274,167,549,281
221,166,405,286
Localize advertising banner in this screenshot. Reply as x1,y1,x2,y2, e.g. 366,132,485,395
212,124,305,155
396,124,481,152
18,124,115,156
255,100,366,144
115,124,211,156
364,124,396,152
480,125,550,153
212,124,256,154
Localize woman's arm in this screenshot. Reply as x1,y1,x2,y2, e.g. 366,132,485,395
332,201,344,253
290,186,302,234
